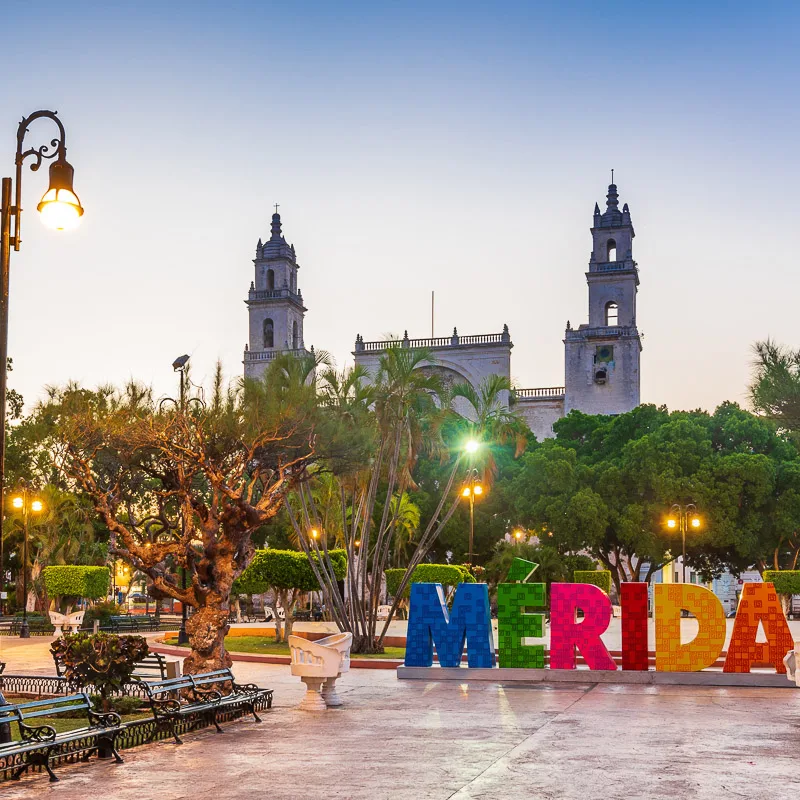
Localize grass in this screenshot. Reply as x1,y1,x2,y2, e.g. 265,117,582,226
163,634,406,660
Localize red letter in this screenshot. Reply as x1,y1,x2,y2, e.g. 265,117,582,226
550,583,616,671
724,582,794,673
621,583,649,671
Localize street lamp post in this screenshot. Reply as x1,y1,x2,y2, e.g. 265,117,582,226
0,111,83,610
666,503,702,583
461,469,484,565
172,355,190,645
11,483,45,638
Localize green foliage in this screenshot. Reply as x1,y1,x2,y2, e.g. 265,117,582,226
573,570,612,595
235,549,347,594
42,565,109,601
763,570,800,595
82,601,122,628
50,632,149,707
384,563,475,599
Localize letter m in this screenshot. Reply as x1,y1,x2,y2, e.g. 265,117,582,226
405,582,494,668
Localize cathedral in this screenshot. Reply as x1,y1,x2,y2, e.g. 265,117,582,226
243,182,642,440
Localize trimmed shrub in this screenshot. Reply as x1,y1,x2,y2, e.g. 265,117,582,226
385,564,476,600
51,632,149,710
43,566,109,610
235,549,347,594
763,570,800,596
573,570,612,596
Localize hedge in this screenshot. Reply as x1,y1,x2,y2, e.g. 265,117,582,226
42,566,109,600
385,564,475,600
763,570,800,596
235,549,347,595
573,570,612,596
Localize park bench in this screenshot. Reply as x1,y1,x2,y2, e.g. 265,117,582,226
0,692,124,782
140,668,272,744
8,618,54,636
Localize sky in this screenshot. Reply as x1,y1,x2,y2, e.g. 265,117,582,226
2,0,799,415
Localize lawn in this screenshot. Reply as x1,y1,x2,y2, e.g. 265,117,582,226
163,634,406,660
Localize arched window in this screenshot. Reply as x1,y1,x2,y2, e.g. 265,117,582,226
263,318,274,349
266,269,275,290
606,239,617,262
292,320,299,350
605,302,619,326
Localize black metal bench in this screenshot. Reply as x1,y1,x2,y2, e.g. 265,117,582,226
8,618,54,636
0,693,124,782
140,668,272,744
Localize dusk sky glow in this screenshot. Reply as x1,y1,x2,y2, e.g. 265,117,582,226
2,1,799,420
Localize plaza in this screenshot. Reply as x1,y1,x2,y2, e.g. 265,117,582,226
0,636,798,800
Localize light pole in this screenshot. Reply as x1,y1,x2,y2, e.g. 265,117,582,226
0,111,83,611
666,503,702,583
172,355,190,645
10,483,45,638
461,469,485,565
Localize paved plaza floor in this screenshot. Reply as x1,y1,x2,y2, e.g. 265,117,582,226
1,637,799,799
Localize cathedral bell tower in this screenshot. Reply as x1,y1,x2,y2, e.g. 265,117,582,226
243,209,308,379
563,181,642,415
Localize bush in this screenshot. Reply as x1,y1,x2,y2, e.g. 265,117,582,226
43,566,109,610
50,632,149,710
573,570,612,596
235,549,347,594
763,570,800,596
83,601,121,629
385,564,476,600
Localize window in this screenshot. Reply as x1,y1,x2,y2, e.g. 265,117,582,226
263,318,274,349
266,269,275,290
606,239,617,262
292,320,299,350
605,301,619,326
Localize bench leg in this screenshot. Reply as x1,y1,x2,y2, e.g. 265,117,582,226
43,758,59,783
167,718,183,745
249,702,262,723
210,710,224,734
98,734,124,764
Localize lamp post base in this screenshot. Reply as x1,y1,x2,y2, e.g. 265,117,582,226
19,621,30,639
177,626,189,645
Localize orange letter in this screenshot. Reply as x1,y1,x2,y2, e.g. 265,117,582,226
724,582,794,673
655,584,726,672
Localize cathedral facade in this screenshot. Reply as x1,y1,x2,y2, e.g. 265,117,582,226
244,183,642,440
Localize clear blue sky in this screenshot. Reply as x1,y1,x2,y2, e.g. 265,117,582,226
2,1,798,415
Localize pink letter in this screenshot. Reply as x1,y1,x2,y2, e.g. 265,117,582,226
550,583,616,670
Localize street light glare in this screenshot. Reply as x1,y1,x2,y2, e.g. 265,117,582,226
666,518,677,529
461,486,471,497
31,499,43,513
691,517,701,528
473,484,483,496
465,440,479,454
311,528,319,539
11,496,23,509
37,156,84,231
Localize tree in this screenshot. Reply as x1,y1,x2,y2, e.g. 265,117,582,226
41,358,327,673
235,549,347,641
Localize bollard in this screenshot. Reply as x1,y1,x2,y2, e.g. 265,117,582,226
93,619,100,634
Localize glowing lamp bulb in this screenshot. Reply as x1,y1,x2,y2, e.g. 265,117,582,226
461,487,471,498
667,518,677,529
691,517,701,529
37,155,84,231
11,496,23,509
465,440,479,454
311,528,319,539
31,500,44,513
473,485,483,496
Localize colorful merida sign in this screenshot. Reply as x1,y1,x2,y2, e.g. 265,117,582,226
404,559,795,674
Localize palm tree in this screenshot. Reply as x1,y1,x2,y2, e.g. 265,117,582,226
450,374,529,482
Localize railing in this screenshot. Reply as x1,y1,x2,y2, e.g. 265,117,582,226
356,329,510,353
514,387,566,399
247,288,304,303
592,260,638,274
243,348,310,362
565,326,639,341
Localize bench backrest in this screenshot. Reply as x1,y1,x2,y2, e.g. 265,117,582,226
143,675,196,698
132,652,168,680
0,703,22,726
15,693,92,723
189,669,235,690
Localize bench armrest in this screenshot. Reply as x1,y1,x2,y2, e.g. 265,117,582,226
190,688,222,703
232,681,261,694
88,709,122,728
150,697,182,714
19,722,56,743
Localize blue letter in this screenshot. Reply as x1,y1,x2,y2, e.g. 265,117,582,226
405,582,495,668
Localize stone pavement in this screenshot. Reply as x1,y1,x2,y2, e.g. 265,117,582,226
1,638,799,799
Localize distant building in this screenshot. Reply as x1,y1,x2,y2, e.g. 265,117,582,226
353,182,643,439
